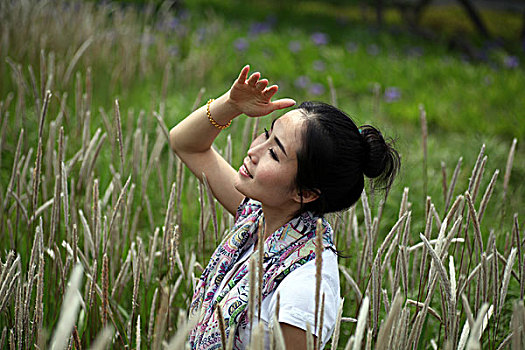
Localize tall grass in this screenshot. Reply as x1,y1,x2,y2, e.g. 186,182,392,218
1,0,524,349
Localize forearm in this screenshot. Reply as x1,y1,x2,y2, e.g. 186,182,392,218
169,92,241,154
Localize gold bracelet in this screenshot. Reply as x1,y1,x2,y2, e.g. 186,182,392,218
206,99,232,130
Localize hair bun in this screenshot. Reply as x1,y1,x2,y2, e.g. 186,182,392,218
360,125,400,189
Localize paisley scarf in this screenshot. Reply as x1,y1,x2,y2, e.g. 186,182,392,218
188,198,334,349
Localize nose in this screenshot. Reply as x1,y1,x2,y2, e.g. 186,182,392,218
247,145,259,164
247,138,265,164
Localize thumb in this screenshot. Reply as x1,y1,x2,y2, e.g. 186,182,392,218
271,98,296,111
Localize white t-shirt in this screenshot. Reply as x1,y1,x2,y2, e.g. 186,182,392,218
215,243,341,348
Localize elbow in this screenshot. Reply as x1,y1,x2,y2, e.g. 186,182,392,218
169,128,181,155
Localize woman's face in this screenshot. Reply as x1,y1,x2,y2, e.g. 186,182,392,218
234,109,305,210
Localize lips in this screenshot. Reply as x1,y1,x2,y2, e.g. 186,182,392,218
239,162,253,178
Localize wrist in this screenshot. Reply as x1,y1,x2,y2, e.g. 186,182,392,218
221,91,242,117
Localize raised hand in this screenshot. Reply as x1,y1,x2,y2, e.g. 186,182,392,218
228,65,296,117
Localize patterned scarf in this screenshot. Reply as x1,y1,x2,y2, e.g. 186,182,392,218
188,198,334,349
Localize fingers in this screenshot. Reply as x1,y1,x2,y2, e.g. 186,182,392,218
263,85,278,98
271,98,296,111
247,72,260,86
255,79,268,91
237,65,250,83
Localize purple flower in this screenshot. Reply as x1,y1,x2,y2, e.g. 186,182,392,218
367,44,380,56
234,38,249,52
313,60,325,71
288,40,302,53
166,16,179,30
503,55,519,69
384,87,401,102
250,21,272,36
311,32,329,46
346,42,358,53
294,76,310,89
309,83,325,96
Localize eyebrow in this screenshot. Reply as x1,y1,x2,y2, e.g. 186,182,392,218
271,119,288,157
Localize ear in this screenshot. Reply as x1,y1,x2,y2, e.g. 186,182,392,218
293,189,320,204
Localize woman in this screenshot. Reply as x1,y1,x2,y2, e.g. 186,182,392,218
169,65,399,349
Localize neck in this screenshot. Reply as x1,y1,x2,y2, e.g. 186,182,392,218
260,203,299,240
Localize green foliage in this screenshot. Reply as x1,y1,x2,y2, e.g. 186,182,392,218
0,0,523,348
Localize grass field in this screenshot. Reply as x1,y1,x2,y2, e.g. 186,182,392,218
0,0,524,348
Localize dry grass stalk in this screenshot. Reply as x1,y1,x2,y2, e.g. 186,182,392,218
250,322,265,350
101,253,109,328
192,87,206,111
306,323,314,350
271,310,286,350
331,298,345,349
408,270,440,349
478,169,499,223
63,37,94,85
316,293,326,350
339,266,362,305
31,91,51,218
147,227,159,284
257,219,264,322
89,326,114,350
79,209,95,258
371,259,380,337
163,182,177,256
445,157,463,213
136,314,141,350
471,156,487,202
0,253,20,313
502,138,517,204
376,290,403,350
249,255,256,335
377,212,408,270
49,264,83,350
106,175,131,252
352,295,369,350
420,104,428,204
2,128,23,211
152,286,169,350
152,111,170,145
327,75,337,106
216,306,227,348
165,311,200,350
465,303,489,350
226,325,237,350
114,99,124,175
147,287,158,344
314,218,323,333
499,247,518,317
87,259,98,313
72,325,81,350
34,232,45,344
511,301,525,350
420,233,452,302
441,161,448,203
466,192,484,254
468,144,486,195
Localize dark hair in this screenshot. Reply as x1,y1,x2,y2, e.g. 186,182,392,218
295,101,400,215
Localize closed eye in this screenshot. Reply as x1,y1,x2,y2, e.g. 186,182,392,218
264,128,279,161
269,148,279,161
